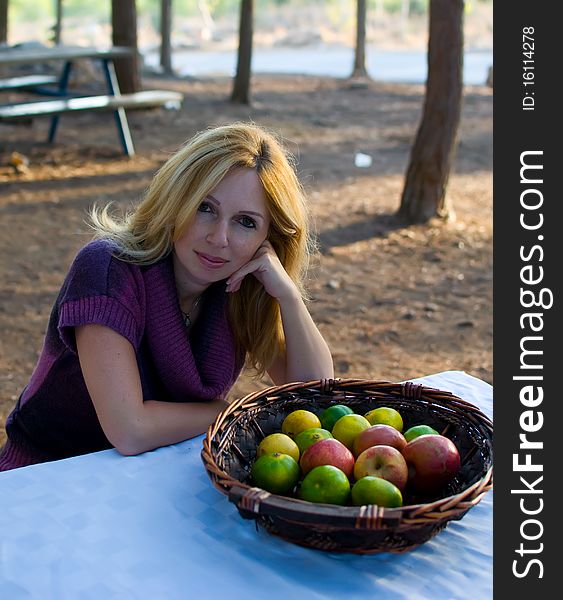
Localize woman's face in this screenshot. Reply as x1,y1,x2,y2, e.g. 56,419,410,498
173,168,271,291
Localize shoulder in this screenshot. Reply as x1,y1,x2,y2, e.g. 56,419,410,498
57,239,147,351
70,238,121,270
62,239,144,301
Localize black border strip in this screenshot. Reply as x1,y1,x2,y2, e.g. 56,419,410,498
493,3,558,596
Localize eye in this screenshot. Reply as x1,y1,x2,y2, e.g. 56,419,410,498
238,215,257,229
198,201,213,213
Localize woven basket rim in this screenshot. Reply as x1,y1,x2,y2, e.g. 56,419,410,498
202,377,493,519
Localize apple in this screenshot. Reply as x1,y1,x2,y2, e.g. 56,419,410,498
401,434,461,494
353,445,408,491
352,424,407,457
299,438,355,479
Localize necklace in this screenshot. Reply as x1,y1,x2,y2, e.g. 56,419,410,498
181,296,202,328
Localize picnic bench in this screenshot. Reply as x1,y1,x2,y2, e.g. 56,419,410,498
0,45,184,156
0,74,59,91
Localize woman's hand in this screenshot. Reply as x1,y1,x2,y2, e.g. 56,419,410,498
225,240,298,300
223,241,333,385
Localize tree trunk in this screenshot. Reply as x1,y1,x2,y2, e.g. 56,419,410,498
160,0,173,75
398,0,464,223
111,0,141,93
351,0,368,79
0,0,8,45
53,0,63,45
230,0,253,105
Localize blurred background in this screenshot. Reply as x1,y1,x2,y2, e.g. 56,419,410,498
4,0,492,84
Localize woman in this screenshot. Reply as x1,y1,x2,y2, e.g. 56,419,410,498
0,122,333,471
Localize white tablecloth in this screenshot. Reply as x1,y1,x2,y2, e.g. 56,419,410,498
0,371,492,600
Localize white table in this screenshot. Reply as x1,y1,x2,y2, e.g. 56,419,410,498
0,371,493,600
0,45,133,67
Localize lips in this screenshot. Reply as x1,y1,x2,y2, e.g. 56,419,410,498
196,251,229,269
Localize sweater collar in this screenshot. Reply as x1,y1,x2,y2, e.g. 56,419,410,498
141,254,241,401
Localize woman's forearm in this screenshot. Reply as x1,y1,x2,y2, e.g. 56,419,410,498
117,397,229,456
277,292,334,382
76,323,230,457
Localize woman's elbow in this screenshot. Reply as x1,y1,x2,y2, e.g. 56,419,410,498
312,356,335,380
106,422,149,457
113,441,145,457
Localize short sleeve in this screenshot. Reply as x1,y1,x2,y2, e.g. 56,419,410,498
56,240,145,353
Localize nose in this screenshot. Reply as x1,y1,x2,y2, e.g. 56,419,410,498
206,219,229,247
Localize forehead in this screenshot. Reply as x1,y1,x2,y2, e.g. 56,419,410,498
209,168,267,212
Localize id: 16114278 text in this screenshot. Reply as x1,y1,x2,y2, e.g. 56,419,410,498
522,26,535,111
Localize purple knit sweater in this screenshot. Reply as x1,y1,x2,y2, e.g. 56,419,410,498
0,239,244,471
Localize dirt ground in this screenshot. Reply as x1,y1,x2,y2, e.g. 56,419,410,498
0,73,492,447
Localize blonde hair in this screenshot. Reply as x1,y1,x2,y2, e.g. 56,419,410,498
89,122,313,376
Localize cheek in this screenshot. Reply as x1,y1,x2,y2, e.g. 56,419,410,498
173,233,191,258
174,220,203,251
229,235,265,266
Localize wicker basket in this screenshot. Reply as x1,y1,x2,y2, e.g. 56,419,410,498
201,378,493,554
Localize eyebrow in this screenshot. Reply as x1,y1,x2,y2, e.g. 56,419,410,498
206,194,221,206
205,194,266,221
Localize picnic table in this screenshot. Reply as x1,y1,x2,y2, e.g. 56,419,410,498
0,370,492,600
0,45,183,156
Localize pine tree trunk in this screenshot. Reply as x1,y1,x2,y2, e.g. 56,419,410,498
351,0,368,79
111,0,141,94
398,0,464,223
53,0,63,45
0,0,8,44
160,0,173,75
231,0,253,105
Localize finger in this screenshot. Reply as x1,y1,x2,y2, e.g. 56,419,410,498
226,261,271,294
226,256,266,286
231,279,242,293
226,275,246,293
225,269,252,293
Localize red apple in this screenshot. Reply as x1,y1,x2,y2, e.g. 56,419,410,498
401,434,461,494
352,424,407,457
353,445,408,491
299,438,355,479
